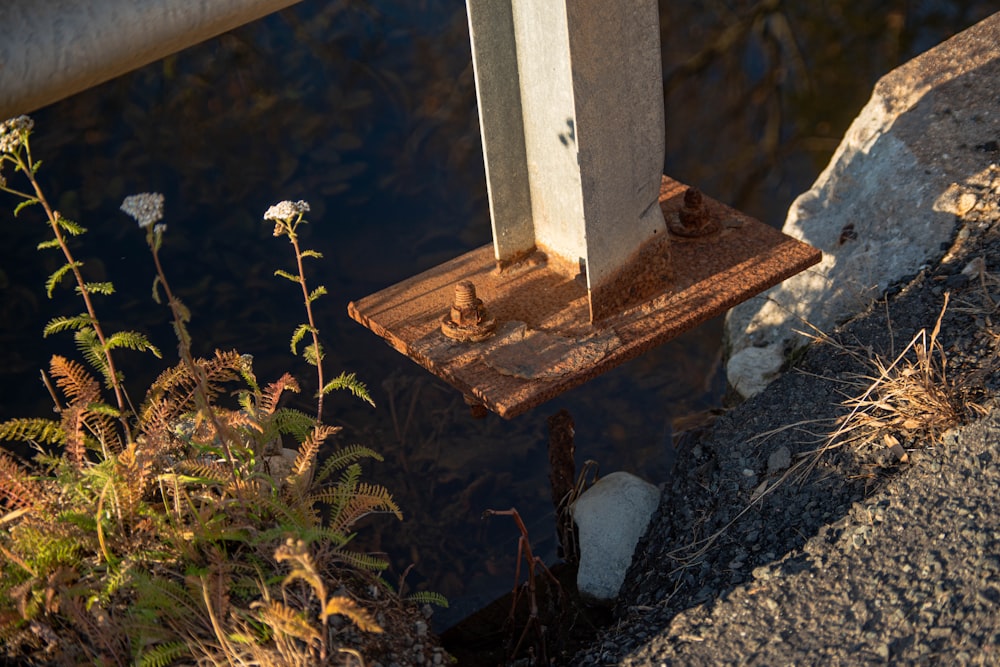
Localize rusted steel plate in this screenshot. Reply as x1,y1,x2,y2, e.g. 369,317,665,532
348,176,821,419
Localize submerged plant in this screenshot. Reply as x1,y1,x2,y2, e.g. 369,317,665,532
0,118,436,665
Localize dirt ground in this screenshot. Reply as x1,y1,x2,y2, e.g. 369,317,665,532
572,164,1000,665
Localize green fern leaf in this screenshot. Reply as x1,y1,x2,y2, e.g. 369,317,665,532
273,269,301,284
56,216,86,235
307,285,327,303
273,408,316,442
321,372,374,407
84,402,120,418
302,342,322,366
77,282,114,296
314,444,382,484
74,328,111,385
406,591,449,608
300,249,323,260
289,323,311,355
45,261,82,298
336,549,390,573
42,313,93,337
172,297,191,324
0,418,65,445
104,330,162,358
150,275,163,304
13,198,39,216
36,238,60,250
136,641,188,667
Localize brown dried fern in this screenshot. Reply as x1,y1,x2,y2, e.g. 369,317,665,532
0,452,42,511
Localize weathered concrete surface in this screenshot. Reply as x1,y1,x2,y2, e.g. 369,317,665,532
725,11,1000,398
570,471,660,602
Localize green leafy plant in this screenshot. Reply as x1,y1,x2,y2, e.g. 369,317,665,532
0,117,442,665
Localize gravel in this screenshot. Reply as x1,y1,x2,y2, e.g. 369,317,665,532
572,167,1000,664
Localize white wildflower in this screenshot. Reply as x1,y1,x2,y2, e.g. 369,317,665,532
121,193,165,228
0,115,33,153
263,200,310,222
153,223,167,235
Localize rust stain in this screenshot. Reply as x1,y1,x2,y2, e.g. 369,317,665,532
347,175,822,419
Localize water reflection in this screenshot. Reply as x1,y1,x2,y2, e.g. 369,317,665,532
0,0,993,630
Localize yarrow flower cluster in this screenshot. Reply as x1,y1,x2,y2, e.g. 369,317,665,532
263,200,310,222
120,192,165,229
0,115,33,154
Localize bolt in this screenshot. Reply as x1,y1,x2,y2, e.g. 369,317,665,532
453,281,477,309
669,187,720,237
441,280,497,342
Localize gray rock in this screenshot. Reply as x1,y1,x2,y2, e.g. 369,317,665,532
570,471,660,602
767,446,792,475
724,19,1000,398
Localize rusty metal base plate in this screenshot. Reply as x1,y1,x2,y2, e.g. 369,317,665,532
348,176,821,419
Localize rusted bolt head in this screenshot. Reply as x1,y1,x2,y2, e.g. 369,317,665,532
683,187,703,210
441,280,497,342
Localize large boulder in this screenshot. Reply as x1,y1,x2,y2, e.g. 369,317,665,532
725,13,1000,398
570,471,660,603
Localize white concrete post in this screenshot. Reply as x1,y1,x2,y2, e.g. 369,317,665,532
0,0,302,118
466,0,666,321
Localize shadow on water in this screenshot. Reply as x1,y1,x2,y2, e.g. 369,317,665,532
0,0,994,645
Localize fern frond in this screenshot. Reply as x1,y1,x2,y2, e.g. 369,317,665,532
275,540,325,600
299,250,323,260
314,444,381,484
306,286,327,303
259,497,318,533
328,482,402,533
36,238,60,250
289,324,311,355
45,261,83,298
273,269,301,284
74,328,111,385
272,408,315,442
321,372,374,407
50,355,101,405
290,424,340,481
251,600,320,645
105,330,162,358
56,215,85,235
136,641,188,667
61,405,86,467
42,313,92,336
302,342,322,367
260,374,300,416
77,281,115,296
324,596,383,633
169,461,231,485
0,416,65,448
14,198,40,216
405,591,449,608
335,549,390,573
116,441,152,512
0,451,42,510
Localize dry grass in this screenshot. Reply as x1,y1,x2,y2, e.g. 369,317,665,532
667,267,1000,572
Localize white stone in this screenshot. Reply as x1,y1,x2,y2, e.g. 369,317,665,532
726,345,785,401
570,471,660,603
724,13,1000,398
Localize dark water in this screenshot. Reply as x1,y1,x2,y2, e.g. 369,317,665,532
0,0,993,630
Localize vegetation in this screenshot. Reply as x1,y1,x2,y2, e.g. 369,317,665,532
0,116,441,665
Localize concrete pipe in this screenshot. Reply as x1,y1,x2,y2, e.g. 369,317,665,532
0,0,302,119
